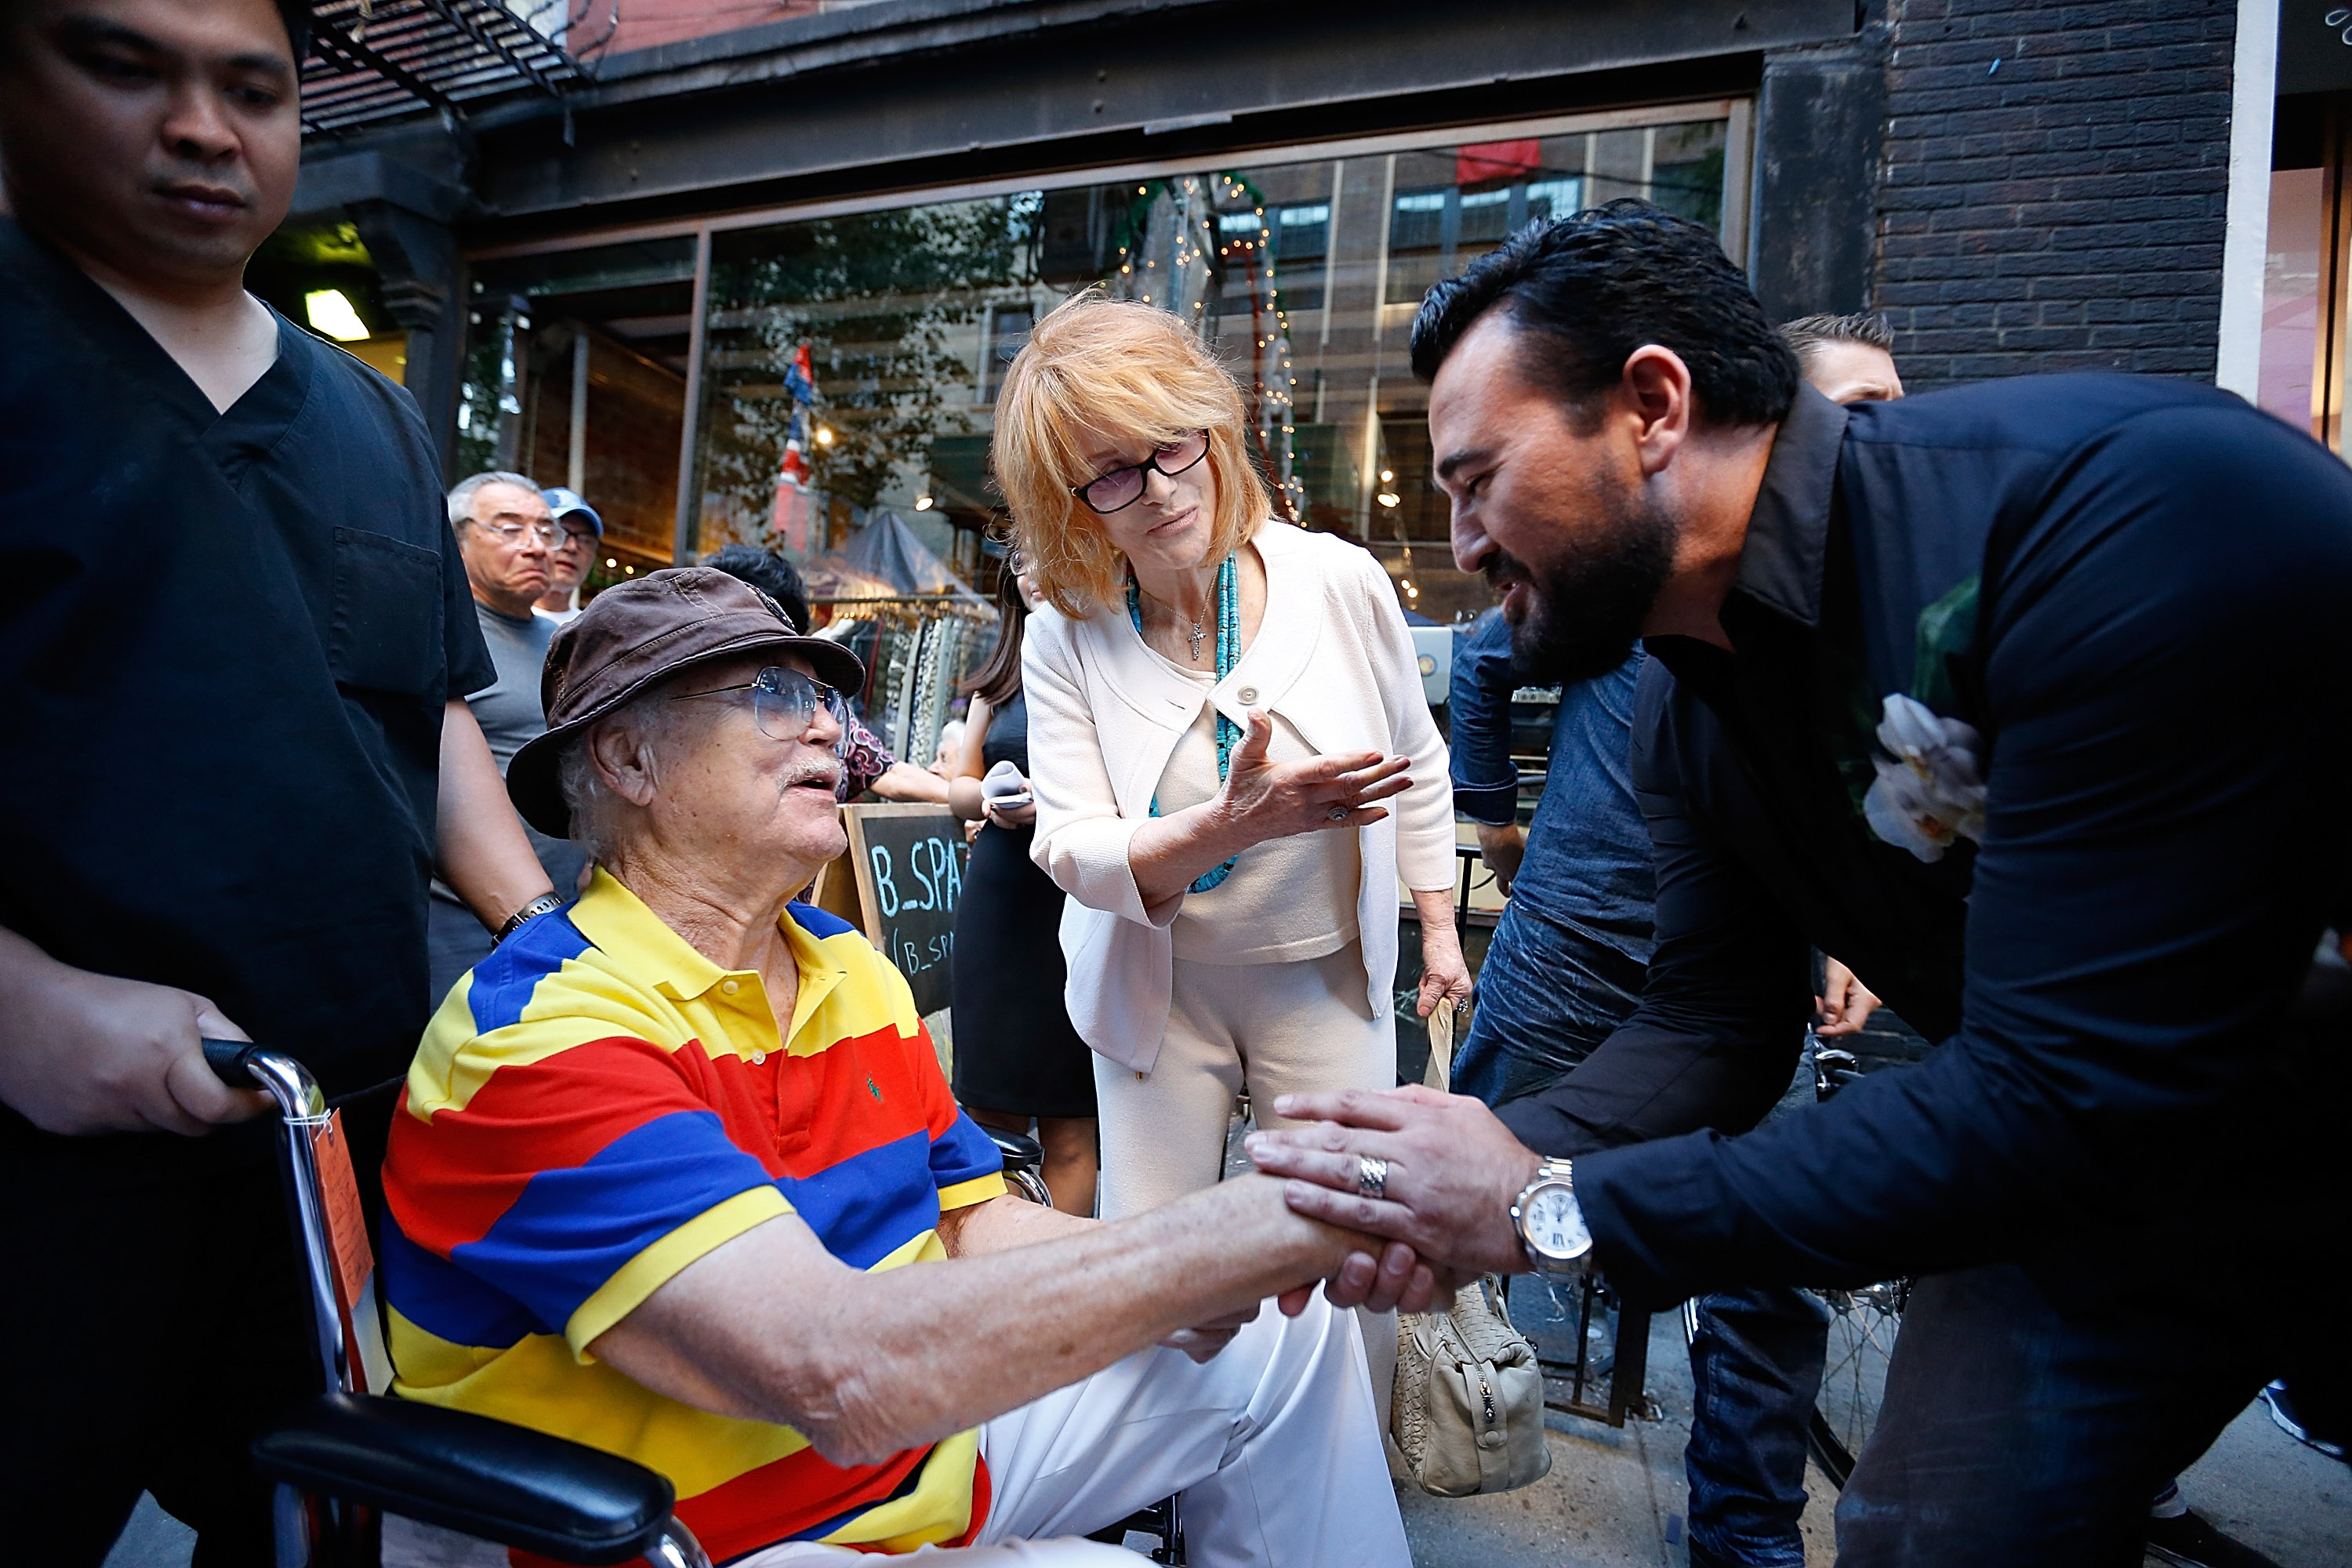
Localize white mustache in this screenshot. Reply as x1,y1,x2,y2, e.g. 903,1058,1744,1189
780,755,843,793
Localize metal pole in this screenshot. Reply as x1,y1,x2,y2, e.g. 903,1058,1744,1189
671,225,713,567
568,326,589,494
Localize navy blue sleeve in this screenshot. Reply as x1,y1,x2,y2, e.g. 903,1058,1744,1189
1496,657,1812,1157
1446,610,1523,825
1574,405,2352,1304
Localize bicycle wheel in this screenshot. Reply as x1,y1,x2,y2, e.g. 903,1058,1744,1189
1806,1279,1906,1488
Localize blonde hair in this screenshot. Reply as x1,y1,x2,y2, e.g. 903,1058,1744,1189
993,290,1273,618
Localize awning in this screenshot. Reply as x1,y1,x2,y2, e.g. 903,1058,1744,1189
301,0,582,136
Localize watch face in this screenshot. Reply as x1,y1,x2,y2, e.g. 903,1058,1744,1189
1523,1183,1591,1261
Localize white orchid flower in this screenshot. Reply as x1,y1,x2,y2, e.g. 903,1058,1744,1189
1862,693,1987,862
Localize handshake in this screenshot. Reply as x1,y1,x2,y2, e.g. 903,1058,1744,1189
1245,1084,1570,1316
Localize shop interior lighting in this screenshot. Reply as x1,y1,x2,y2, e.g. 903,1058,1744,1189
605,557,618,568
913,495,935,510
815,426,837,445
1379,469,1395,483
303,289,371,342
1377,492,1402,508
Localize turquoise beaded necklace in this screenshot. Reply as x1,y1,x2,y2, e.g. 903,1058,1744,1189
1128,554,1240,893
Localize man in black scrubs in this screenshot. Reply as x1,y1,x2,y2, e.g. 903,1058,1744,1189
1251,205,2351,1562
0,2,557,1561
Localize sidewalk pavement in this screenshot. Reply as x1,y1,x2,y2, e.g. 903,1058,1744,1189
1394,1305,2346,1568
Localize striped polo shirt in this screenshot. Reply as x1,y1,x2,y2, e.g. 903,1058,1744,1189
381,869,1006,1563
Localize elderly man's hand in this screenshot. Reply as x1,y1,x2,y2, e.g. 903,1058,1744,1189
1158,1300,1261,1363
1273,1241,1462,1318
1247,1085,1541,1281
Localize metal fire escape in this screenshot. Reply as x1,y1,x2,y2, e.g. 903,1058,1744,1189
299,0,585,136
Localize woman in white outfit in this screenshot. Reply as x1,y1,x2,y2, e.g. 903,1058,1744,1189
995,292,1468,1220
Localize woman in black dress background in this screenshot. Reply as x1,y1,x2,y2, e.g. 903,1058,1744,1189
948,558,1099,1214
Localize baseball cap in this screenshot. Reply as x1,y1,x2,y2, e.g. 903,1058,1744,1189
541,487,604,536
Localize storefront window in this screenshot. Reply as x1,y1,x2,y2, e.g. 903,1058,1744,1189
456,237,698,583
689,198,1037,574
641,111,1740,622
2260,164,2325,435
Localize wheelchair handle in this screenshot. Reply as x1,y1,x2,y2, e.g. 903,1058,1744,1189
203,1036,259,1085
203,1037,326,1121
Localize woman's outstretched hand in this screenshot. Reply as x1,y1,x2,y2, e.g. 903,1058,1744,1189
1127,710,1414,909
1216,709,1410,846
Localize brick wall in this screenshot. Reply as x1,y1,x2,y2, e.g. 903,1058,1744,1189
1872,0,2238,389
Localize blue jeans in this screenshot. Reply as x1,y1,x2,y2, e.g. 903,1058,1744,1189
1685,1287,1827,1568
1465,907,1823,1567
1455,905,1643,1105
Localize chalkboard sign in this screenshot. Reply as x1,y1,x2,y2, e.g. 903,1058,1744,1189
822,804,968,1014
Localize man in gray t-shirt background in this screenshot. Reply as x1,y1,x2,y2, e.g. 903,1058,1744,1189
427,471,593,997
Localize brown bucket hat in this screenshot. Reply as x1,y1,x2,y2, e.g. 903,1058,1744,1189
505,566,867,838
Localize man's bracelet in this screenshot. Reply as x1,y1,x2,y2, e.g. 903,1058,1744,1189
495,894,564,945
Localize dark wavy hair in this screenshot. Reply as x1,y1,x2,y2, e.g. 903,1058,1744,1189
278,1,312,59
962,565,1030,709
702,544,813,633
1409,199,1799,427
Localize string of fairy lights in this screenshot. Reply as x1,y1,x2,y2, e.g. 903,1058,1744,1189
1109,173,1305,524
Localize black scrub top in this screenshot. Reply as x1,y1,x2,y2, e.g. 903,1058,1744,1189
0,217,494,1176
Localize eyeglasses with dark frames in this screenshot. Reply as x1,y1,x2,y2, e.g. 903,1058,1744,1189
669,666,851,747
1069,430,1210,515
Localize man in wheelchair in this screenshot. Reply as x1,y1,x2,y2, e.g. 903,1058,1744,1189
379,568,1413,1568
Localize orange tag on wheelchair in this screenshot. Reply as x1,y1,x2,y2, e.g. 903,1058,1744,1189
310,1110,394,1393
311,1111,373,1308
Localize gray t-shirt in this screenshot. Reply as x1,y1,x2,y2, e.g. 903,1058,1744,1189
466,602,558,771
447,600,587,898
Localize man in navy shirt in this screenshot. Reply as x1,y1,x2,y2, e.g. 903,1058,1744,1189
1254,203,2350,1562
0,2,557,1560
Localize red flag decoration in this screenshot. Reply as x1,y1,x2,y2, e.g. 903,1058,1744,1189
769,342,820,546
782,339,817,404
1456,139,1542,188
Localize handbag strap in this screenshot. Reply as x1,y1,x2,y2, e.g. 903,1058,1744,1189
1423,993,1456,1091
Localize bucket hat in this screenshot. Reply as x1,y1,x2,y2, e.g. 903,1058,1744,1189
506,566,866,837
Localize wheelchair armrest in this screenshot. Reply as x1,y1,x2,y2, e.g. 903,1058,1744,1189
252,1391,673,1566
985,1127,1044,1175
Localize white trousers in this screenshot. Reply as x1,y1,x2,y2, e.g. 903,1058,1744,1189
731,1293,1408,1567
1093,943,1393,1221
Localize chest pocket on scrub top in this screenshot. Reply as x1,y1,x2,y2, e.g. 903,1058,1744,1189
328,525,444,697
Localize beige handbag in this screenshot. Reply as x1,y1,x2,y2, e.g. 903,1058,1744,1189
1387,1001,1553,1496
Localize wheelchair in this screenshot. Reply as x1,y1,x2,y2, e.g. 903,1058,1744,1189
212,1041,1181,1566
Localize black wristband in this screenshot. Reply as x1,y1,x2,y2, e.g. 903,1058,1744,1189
495,893,564,944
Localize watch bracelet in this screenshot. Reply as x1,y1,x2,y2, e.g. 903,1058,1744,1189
495,893,564,944
1512,1156,1588,1279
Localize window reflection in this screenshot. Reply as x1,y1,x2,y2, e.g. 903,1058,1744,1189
457,238,697,583
661,114,1734,621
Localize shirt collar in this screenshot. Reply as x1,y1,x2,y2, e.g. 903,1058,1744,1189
1726,384,1849,630
567,867,848,1051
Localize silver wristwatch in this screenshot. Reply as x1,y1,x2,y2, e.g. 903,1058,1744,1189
1509,1157,1593,1280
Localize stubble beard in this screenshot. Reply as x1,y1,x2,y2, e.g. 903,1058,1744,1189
1493,488,1679,685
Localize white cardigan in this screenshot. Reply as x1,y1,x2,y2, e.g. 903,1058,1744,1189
1023,521,1457,1072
